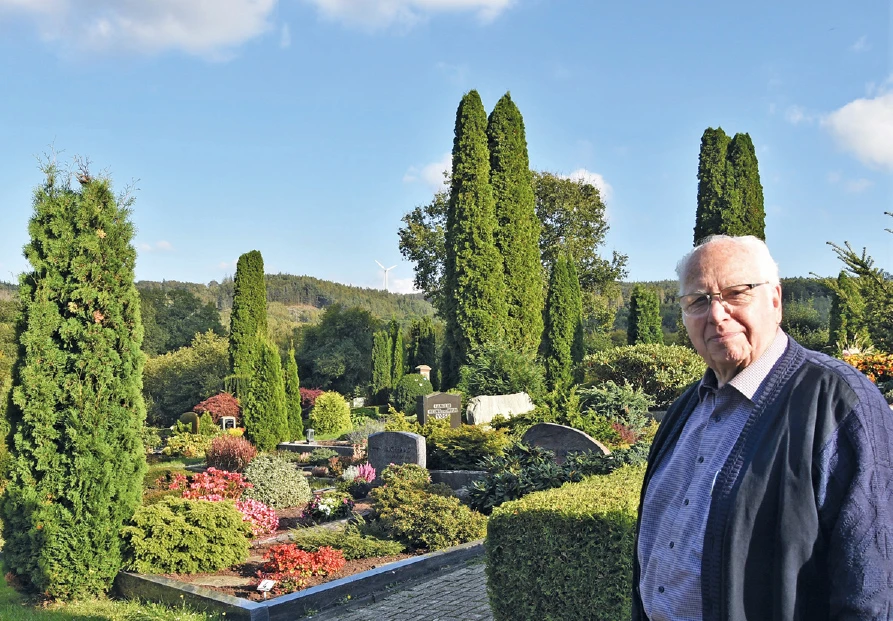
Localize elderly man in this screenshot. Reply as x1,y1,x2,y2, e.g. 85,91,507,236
632,235,892,621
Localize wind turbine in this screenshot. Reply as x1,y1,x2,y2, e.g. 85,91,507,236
375,260,397,292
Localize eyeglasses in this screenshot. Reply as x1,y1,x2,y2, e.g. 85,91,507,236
679,282,771,316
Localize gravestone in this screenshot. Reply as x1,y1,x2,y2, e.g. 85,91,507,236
219,416,236,430
466,392,535,426
352,397,366,408
418,392,461,428
367,431,426,481
521,423,610,464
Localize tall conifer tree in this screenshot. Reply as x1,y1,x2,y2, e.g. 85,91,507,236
228,250,267,397
1,163,146,598
828,271,871,352
389,319,406,388
442,90,508,388
487,92,544,355
628,284,663,345
694,127,731,244
242,336,288,451
541,253,584,392
283,344,303,440
371,330,392,405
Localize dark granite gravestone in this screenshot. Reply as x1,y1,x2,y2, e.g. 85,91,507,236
417,392,462,428
367,431,426,480
521,423,610,464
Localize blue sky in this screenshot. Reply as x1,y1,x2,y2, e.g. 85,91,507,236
0,0,890,293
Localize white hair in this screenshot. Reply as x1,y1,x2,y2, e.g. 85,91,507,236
675,235,780,294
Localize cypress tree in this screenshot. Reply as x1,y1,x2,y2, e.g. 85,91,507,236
694,127,731,244
1,163,146,598
390,320,406,389
283,344,303,441
828,271,871,352
442,90,508,388
242,336,288,452
628,284,663,345
487,92,544,355
409,316,437,375
228,250,267,397
541,252,584,392
371,330,392,405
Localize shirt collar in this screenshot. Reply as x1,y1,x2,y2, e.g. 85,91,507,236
698,329,789,402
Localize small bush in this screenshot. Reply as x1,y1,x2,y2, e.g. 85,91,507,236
380,463,431,487
576,381,653,433
236,498,279,535
458,339,545,399
350,406,382,420
193,392,241,424
377,490,487,551
257,544,345,595
583,343,705,408
243,455,312,509
344,420,386,444
308,447,339,466
843,352,893,384
141,426,164,454
168,467,252,500
162,432,215,458
426,424,512,471
300,387,324,409
123,497,252,574
309,392,352,436
393,374,433,414
205,435,257,472
301,491,355,523
291,522,406,559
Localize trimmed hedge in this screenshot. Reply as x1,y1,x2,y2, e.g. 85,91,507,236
486,464,645,621
309,391,352,435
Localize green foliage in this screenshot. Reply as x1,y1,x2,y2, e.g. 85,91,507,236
408,316,438,386
442,90,509,388
290,521,406,559
139,287,224,356
627,284,663,345
458,338,544,398
142,330,229,427
827,271,871,353
486,465,645,621
1,163,147,599
123,497,251,574
694,127,766,243
584,343,706,409
542,252,584,392
241,337,289,452
371,329,392,405
309,391,352,436
296,304,378,395
576,381,653,432
243,454,312,509
283,345,304,441
394,373,433,415
308,447,339,465
390,319,406,388
228,251,267,398
426,424,512,471
161,432,215,458
781,299,829,351
488,92,545,355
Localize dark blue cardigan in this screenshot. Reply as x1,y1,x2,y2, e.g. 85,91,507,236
632,339,893,620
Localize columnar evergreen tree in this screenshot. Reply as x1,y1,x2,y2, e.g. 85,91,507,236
409,316,437,375
283,344,303,440
828,271,871,352
389,319,406,389
442,90,508,388
487,92,544,355
371,329,392,405
694,128,766,243
242,336,289,451
541,252,584,392
1,163,147,599
627,284,663,345
228,250,267,397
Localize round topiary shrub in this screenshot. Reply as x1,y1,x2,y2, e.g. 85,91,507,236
123,497,252,574
243,454,313,509
309,391,352,436
206,435,257,472
394,374,434,415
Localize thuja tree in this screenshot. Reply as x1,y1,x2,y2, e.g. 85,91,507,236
442,90,508,388
228,250,267,397
827,271,871,353
627,284,663,345
371,329,392,405
694,128,766,243
541,252,584,392
284,344,303,440
487,92,544,355
242,336,289,451
409,316,437,386
1,163,147,599
390,319,406,389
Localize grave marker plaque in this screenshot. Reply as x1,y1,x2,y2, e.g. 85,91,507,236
367,431,426,480
417,392,462,428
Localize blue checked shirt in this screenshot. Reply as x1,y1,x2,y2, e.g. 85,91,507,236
637,330,788,621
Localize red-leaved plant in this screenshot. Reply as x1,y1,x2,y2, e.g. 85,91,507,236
236,498,279,535
256,544,345,594
168,467,252,500
193,392,241,424
300,387,324,410
206,435,257,472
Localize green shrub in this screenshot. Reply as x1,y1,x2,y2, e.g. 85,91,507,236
380,463,432,488
309,391,352,435
576,381,653,432
379,492,487,551
123,497,252,574
291,522,405,559
458,339,544,399
141,426,164,454
583,343,705,408
393,374,433,415
426,424,512,470
486,464,645,621
351,406,382,420
308,447,339,466
343,420,385,445
242,455,312,509
162,433,215,458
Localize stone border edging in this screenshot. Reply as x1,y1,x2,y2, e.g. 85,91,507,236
114,539,485,621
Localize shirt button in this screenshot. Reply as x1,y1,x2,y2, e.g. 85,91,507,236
684,499,690,505
698,456,704,463
669,541,675,549
658,586,665,593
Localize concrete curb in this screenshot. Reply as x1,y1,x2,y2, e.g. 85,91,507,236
114,540,485,620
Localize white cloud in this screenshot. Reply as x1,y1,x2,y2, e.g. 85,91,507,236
784,105,816,125
0,0,277,57
389,276,419,295
303,0,513,30
851,35,869,52
279,23,291,48
404,152,451,192
138,240,173,252
218,259,238,271
845,178,873,193
822,92,893,170
561,168,613,203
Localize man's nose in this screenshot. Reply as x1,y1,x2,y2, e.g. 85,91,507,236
706,296,732,321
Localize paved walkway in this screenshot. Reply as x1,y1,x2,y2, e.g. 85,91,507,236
305,557,494,621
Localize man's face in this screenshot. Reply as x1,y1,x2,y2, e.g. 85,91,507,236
681,241,782,385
